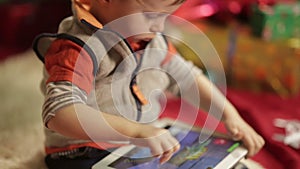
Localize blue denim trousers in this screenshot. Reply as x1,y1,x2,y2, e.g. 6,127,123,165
45,147,113,169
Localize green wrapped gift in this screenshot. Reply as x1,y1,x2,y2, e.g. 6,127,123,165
251,2,300,40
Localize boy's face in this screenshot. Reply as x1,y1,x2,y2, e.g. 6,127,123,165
99,0,184,42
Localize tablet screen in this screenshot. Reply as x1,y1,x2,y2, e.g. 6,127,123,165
108,125,242,169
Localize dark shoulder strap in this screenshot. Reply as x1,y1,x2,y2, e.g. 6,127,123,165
32,33,98,76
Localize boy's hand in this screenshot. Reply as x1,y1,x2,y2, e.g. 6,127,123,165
223,114,265,157
130,124,180,164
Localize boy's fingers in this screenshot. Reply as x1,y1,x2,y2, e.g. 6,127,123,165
228,127,265,158
169,137,180,152
244,131,265,157
174,143,180,152
258,135,265,148
159,138,180,163
159,145,179,163
243,134,256,157
159,150,173,163
252,134,265,155
226,123,265,157
150,145,164,157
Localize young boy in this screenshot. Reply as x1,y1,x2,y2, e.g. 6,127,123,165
34,0,264,168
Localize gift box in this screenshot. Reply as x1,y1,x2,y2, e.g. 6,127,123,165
251,2,300,40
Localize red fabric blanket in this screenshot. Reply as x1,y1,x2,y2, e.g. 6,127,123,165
160,88,300,169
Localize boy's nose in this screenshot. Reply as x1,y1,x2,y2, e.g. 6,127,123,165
150,22,165,33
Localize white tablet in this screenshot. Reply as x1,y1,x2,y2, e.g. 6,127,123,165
93,118,247,169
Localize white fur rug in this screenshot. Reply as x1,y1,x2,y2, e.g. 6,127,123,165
0,50,264,169
0,50,47,169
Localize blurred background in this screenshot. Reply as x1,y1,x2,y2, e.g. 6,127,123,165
0,0,299,169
